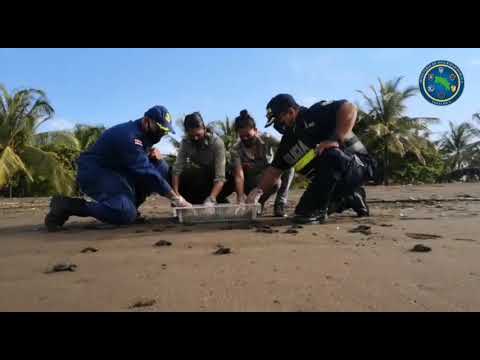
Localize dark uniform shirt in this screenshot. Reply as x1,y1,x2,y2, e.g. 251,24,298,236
77,119,172,196
271,100,368,174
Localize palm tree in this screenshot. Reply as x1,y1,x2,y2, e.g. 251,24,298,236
0,85,75,196
73,124,105,151
166,116,281,167
33,130,80,149
166,117,185,152
167,116,239,161
259,132,280,151
357,77,438,185
34,124,105,152
209,116,237,154
438,121,480,171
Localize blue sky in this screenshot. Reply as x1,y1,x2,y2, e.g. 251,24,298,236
1,48,479,154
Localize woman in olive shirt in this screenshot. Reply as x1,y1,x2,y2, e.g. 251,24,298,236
172,112,227,205
217,110,294,217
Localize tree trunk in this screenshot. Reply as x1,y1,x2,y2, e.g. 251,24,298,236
383,141,389,185
9,183,13,198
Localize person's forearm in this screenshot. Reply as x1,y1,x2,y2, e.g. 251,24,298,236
172,175,180,195
210,181,225,199
258,166,283,194
336,102,357,143
234,170,245,199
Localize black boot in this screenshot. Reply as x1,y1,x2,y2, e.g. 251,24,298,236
327,196,348,215
347,187,369,217
293,210,327,225
293,176,337,225
44,196,88,232
274,202,288,218
134,211,148,224
293,187,329,224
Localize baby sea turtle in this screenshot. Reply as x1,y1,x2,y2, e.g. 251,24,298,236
410,244,432,253
81,247,98,253
45,263,77,274
129,298,156,309
154,240,172,247
213,247,231,255
349,225,372,235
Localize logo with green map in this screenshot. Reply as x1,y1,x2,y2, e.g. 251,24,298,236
419,60,464,106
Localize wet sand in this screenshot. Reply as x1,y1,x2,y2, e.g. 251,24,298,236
1,183,479,311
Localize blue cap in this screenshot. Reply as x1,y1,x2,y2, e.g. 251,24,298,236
144,105,175,134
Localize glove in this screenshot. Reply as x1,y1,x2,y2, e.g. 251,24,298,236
234,195,247,216
203,195,217,207
237,193,247,205
246,187,264,204
171,195,193,208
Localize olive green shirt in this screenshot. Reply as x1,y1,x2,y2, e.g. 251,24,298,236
229,136,275,177
172,132,226,183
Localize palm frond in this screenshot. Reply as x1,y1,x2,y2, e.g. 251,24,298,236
473,112,480,123
167,135,181,150
34,131,81,149
73,124,105,151
0,146,33,188
20,146,75,195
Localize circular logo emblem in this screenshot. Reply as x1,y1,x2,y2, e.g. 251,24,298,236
419,60,464,106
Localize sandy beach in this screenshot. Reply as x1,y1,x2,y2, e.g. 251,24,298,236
1,183,479,311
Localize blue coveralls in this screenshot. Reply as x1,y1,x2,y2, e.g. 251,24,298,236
76,119,172,225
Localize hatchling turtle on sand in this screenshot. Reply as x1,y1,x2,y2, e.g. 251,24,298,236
45,263,77,274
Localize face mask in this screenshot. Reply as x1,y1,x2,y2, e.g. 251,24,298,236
188,128,206,147
274,121,287,134
242,137,257,148
148,130,164,144
191,138,204,148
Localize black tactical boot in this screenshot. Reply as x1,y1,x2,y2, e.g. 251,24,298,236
327,196,348,215
274,202,288,218
44,196,88,232
347,187,369,217
294,178,336,225
134,211,148,224
293,209,327,225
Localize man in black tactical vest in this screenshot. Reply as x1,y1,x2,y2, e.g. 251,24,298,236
246,94,376,225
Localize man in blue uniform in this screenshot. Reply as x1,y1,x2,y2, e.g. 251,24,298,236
44,105,191,232
247,94,376,224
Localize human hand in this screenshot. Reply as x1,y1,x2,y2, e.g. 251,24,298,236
246,187,264,204
171,195,192,208
203,196,217,207
316,141,339,156
149,148,162,161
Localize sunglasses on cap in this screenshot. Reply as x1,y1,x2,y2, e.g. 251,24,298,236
153,112,173,134
265,107,278,128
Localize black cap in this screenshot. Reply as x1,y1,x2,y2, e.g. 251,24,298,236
265,94,298,128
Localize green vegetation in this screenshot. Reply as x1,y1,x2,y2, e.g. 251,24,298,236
1,78,479,197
